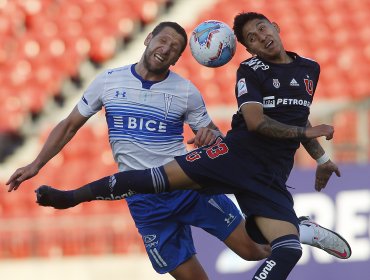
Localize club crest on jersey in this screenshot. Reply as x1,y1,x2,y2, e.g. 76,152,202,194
304,78,314,95
272,79,280,88
164,94,173,120
237,78,248,97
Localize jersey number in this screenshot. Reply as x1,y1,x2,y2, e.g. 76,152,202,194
205,137,229,159
185,138,229,162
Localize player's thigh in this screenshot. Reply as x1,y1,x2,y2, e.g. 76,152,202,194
169,255,208,280
164,160,201,190
255,216,299,243
224,219,271,261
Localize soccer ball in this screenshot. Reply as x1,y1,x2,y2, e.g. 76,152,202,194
189,20,236,68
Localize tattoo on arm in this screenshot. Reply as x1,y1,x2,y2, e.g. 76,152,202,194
256,115,306,139
301,121,325,159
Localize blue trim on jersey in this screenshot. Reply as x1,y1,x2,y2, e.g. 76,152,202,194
106,103,182,122
131,64,170,89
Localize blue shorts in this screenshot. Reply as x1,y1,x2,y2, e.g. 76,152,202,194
175,137,299,237
127,191,242,274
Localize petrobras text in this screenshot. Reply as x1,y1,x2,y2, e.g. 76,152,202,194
263,96,311,108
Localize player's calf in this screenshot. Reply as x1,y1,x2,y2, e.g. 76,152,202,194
252,234,302,280
35,167,170,209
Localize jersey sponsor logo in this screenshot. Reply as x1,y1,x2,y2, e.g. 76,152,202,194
290,78,300,86
263,96,275,108
254,260,276,280
263,96,311,108
272,79,280,88
304,78,314,95
112,116,167,133
242,57,270,71
237,78,248,97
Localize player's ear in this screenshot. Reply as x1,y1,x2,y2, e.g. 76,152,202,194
144,33,153,46
272,22,280,33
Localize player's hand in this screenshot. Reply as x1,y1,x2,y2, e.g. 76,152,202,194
6,163,40,192
187,127,219,148
315,160,341,192
305,124,334,140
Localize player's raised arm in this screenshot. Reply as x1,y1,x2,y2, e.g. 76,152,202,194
240,103,334,140
6,106,89,192
301,120,341,191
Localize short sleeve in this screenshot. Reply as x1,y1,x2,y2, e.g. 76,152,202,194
235,65,263,110
184,82,212,131
77,72,106,117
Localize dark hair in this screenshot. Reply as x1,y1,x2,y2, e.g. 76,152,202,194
151,21,188,53
233,12,270,46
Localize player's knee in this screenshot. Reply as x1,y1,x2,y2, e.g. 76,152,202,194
239,243,271,261
270,234,302,264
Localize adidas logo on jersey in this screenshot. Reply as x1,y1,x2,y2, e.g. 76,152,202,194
290,78,300,86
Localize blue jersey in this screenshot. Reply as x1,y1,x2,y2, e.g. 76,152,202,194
175,52,320,231
228,51,320,182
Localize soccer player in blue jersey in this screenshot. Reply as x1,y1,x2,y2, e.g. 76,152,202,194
8,19,351,279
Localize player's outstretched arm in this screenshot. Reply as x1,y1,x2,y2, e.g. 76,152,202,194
6,106,89,192
301,120,341,191
240,103,334,140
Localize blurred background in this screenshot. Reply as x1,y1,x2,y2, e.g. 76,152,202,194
0,0,368,279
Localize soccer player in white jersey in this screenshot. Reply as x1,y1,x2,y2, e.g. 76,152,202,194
8,21,350,279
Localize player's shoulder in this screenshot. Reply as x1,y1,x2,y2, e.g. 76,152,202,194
169,70,198,91
295,53,320,70
239,56,270,73
105,65,131,76
169,70,191,83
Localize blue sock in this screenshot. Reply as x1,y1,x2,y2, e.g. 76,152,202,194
252,234,302,280
73,166,170,203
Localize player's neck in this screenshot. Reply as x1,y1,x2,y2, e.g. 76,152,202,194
269,50,294,64
135,62,169,82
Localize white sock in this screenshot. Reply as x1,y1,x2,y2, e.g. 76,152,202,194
299,224,315,245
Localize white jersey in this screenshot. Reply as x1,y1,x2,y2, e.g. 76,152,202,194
77,64,212,171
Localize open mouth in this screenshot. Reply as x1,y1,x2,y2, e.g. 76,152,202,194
154,53,165,62
265,40,273,48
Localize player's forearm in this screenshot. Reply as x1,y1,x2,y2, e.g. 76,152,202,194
33,120,78,169
301,121,325,159
255,115,306,139
206,120,224,137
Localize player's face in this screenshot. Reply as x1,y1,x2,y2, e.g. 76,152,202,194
143,27,185,75
241,19,284,62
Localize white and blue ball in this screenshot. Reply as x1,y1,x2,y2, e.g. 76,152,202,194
190,20,236,67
